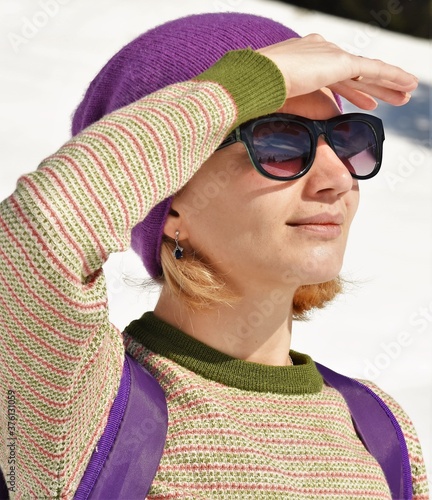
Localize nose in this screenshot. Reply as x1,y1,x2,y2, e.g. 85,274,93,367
303,137,355,198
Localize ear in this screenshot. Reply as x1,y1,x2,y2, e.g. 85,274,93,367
162,201,190,241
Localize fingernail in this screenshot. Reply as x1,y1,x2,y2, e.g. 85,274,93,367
404,92,412,100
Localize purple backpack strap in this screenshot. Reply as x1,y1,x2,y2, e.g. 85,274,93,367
316,362,412,500
74,354,168,500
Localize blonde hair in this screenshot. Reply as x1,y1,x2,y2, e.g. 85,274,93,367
159,236,343,320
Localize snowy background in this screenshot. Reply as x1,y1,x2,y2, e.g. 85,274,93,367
1,0,431,482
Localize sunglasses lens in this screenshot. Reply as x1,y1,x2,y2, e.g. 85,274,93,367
331,120,378,178
252,122,311,178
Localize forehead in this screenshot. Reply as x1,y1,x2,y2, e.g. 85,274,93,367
278,89,341,120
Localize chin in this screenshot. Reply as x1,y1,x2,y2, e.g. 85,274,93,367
277,267,342,290
294,259,343,286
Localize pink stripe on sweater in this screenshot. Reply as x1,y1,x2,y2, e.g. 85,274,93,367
169,394,350,425
18,426,65,471
0,218,104,312
18,459,52,497
19,411,64,444
62,139,132,235
165,376,347,412
167,427,371,459
0,296,82,362
7,389,68,425
63,390,115,493
159,462,385,483
150,480,390,496
0,276,89,347
0,336,71,393
9,193,81,285
32,159,108,275
2,359,71,410
167,413,365,456
162,443,375,467
47,151,125,251
89,119,158,204
112,110,170,198
123,110,181,196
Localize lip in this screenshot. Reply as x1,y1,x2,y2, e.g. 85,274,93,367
287,213,344,239
287,213,345,226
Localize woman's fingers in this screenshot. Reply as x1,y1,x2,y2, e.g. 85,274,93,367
351,58,418,98
329,84,379,110
331,79,413,109
354,57,418,90
257,35,418,106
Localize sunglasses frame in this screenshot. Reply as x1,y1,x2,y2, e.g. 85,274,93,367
216,113,385,181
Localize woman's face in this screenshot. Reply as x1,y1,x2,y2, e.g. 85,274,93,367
168,90,360,293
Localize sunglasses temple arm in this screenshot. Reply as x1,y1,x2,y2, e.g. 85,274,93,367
215,129,239,151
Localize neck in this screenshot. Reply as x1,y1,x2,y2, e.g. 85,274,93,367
154,285,295,366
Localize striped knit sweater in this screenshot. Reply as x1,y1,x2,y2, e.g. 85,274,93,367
123,313,430,499
0,47,428,498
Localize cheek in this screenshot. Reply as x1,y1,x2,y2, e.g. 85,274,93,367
180,173,244,224
178,150,260,221
174,161,250,249
179,172,287,265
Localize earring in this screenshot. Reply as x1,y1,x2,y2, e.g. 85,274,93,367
172,230,183,260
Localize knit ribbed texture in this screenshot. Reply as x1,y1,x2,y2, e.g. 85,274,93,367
0,48,285,497
124,315,430,499
125,312,323,395
195,49,286,128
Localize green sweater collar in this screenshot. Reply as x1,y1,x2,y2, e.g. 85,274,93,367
124,312,323,395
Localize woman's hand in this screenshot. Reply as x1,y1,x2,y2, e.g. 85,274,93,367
257,34,418,109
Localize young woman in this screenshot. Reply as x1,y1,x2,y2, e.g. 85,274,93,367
0,12,428,499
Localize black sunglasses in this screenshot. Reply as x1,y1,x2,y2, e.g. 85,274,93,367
216,113,385,181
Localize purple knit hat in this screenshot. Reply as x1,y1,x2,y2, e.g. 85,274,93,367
72,13,302,278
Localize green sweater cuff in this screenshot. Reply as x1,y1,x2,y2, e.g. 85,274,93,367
194,49,286,128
